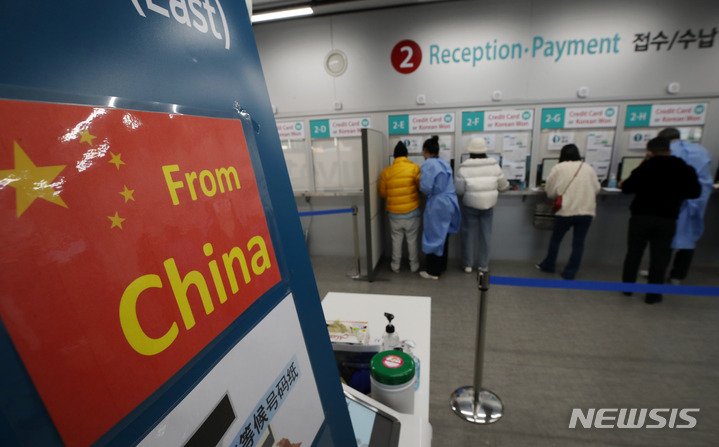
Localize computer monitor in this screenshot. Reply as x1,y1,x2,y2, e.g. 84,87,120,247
618,156,645,181
536,158,559,186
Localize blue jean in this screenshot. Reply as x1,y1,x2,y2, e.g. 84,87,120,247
461,206,493,270
539,215,593,279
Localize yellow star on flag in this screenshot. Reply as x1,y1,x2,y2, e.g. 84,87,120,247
0,141,67,217
109,152,125,170
79,129,96,146
108,211,125,229
119,185,135,203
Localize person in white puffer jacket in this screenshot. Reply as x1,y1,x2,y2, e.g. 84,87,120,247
455,137,510,273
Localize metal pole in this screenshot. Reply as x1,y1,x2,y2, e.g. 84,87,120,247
449,270,504,424
473,271,489,409
351,206,361,279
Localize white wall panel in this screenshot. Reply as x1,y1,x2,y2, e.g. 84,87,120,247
254,18,336,114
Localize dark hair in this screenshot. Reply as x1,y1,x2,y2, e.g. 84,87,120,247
393,141,408,158
559,144,581,162
423,135,440,156
658,127,681,141
647,136,671,154
469,153,487,159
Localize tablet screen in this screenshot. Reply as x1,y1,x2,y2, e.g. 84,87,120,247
345,393,401,447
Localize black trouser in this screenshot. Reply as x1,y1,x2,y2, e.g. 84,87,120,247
426,235,450,276
622,215,676,298
669,249,694,280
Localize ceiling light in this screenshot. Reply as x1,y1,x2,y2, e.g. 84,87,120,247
251,7,313,23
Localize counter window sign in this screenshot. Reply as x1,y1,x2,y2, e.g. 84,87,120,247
630,111,648,123
391,40,422,74
389,115,409,135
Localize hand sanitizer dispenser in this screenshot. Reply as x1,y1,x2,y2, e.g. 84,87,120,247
381,312,400,351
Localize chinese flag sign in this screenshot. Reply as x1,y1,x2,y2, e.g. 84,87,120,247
0,100,281,446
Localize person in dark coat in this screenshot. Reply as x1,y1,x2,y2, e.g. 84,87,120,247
620,136,701,304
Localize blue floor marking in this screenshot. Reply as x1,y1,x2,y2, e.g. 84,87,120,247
490,276,719,297
298,208,355,217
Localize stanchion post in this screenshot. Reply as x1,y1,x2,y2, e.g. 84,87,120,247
351,206,361,279
449,270,504,424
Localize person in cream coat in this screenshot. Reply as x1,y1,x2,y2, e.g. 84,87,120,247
455,138,510,273
536,144,601,280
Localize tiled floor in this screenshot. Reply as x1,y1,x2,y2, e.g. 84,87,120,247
312,256,719,447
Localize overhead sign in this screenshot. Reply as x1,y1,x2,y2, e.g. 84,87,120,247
130,0,231,50
310,117,371,138
277,121,306,140
392,26,715,71
389,112,455,135
462,109,533,132
391,39,422,74
0,100,281,446
625,103,708,127
541,106,618,129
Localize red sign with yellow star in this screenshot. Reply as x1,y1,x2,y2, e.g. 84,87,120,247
0,100,282,446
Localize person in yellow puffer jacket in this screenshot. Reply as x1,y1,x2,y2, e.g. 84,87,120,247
380,141,421,273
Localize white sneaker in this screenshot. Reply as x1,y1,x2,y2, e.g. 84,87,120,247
668,278,681,285
639,270,649,277
464,266,472,273
419,271,439,280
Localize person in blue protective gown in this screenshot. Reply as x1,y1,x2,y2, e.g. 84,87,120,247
418,135,461,279
658,128,714,284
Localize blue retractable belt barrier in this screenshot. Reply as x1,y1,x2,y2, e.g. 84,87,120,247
491,276,719,297
298,208,356,217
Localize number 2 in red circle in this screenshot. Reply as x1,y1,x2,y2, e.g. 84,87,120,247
391,40,422,74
